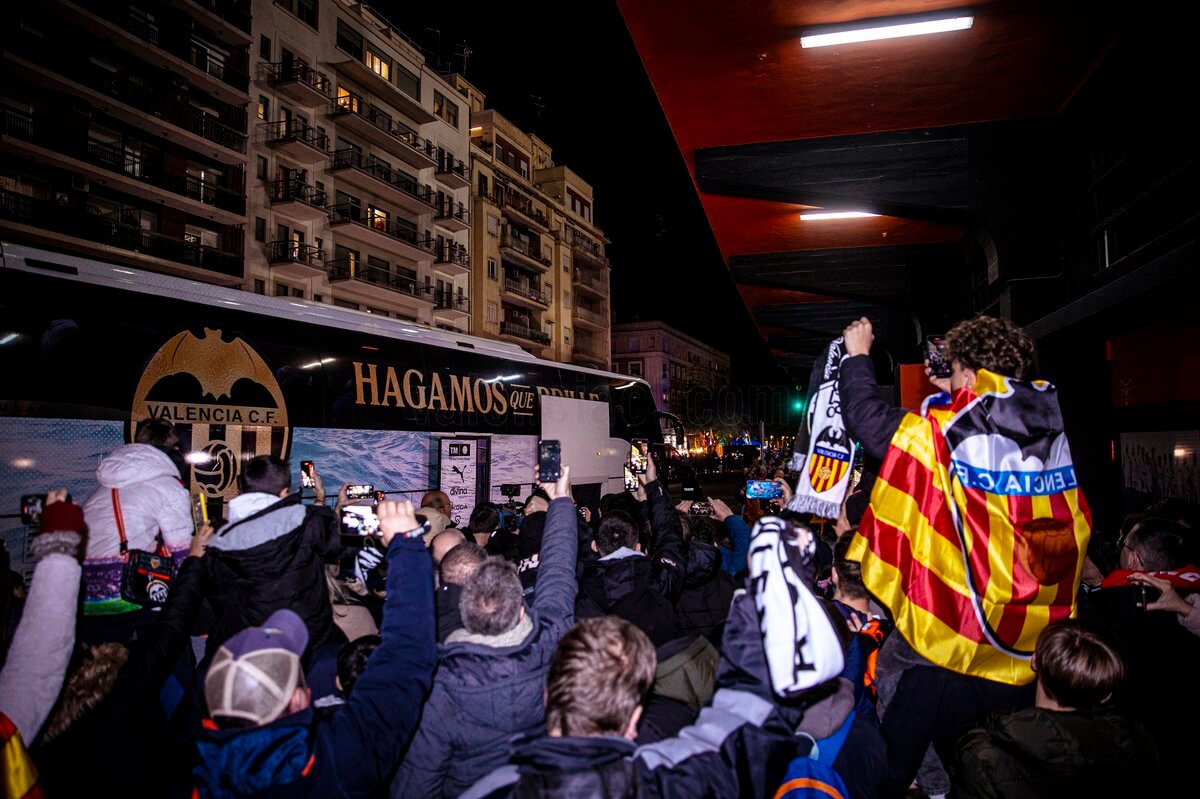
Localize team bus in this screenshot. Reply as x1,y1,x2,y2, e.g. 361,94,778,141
0,242,664,572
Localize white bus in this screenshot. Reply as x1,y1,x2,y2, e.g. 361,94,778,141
0,242,663,572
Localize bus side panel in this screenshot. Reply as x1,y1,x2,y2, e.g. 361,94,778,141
289,427,436,507
0,417,125,578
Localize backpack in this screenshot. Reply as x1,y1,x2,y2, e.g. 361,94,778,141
773,713,853,799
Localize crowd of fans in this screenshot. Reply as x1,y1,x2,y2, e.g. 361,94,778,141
1,313,1197,798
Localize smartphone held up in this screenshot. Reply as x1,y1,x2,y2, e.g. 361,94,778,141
925,335,952,379
300,460,315,489
538,439,562,483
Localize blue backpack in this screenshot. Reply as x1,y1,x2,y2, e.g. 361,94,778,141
773,713,853,799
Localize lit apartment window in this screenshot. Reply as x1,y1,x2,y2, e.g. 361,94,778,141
433,91,459,128
257,95,269,121
336,19,363,60
365,45,390,81
368,206,389,230
336,87,360,114
487,258,497,279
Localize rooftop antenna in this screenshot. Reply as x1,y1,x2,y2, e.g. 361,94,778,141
528,93,545,128
454,41,473,75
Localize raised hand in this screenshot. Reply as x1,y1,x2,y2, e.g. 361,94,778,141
377,500,420,546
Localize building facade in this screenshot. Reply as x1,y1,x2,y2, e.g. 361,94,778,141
245,0,471,329
611,321,731,437
1,0,254,283
1,0,610,365
456,79,611,368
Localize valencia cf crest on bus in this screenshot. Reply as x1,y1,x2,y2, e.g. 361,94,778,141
807,426,851,493
130,328,290,505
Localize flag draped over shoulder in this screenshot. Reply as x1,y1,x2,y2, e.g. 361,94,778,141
847,370,1091,685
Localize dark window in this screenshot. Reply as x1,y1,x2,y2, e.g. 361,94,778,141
253,279,265,294
433,91,458,127
313,293,323,302
276,0,317,28
259,35,271,60
394,63,419,100
336,19,363,60
487,258,497,279
291,287,304,298
275,282,290,297
256,156,267,180
254,217,266,242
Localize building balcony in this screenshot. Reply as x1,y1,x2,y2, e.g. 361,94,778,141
167,0,252,44
432,290,470,320
261,119,328,163
572,267,609,298
0,187,242,282
563,226,609,266
436,152,470,189
326,258,434,308
267,179,327,222
265,61,332,107
433,241,469,277
434,198,470,232
502,277,549,309
492,188,549,231
329,149,436,216
500,321,551,347
3,50,247,164
499,229,551,271
265,240,325,280
573,304,609,331
329,92,438,170
57,0,251,104
328,203,434,262
324,51,435,125
1,108,245,224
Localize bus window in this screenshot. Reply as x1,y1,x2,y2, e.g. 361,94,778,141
609,379,661,445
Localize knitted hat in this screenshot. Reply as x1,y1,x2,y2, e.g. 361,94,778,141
205,610,308,726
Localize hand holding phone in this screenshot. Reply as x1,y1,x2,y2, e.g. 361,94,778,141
538,439,562,483
20,494,45,526
629,439,649,474
342,503,381,536
746,479,784,500
925,335,952,380
623,466,640,493
346,484,375,502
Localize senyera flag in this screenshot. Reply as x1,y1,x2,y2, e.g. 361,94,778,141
848,370,1091,685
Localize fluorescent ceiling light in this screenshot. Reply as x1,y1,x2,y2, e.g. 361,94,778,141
0,333,18,345
802,13,973,49
800,211,880,220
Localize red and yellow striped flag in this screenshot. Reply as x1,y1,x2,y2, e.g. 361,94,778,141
1,712,43,799
847,370,1091,685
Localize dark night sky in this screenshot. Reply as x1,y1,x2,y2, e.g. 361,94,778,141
381,0,791,389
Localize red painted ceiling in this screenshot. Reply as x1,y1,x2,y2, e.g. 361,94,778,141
616,0,1116,261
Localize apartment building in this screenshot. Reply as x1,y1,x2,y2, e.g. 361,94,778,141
611,321,731,432
0,0,253,282
453,77,611,368
245,0,471,328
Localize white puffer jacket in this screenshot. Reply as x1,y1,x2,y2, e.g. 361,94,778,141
82,444,194,559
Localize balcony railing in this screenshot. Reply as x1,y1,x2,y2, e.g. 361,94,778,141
563,226,606,261
261,119,329,152
0,188,242,277
8,35,248,154
268,179,327,208
500,230,552,266
573,268,608,293
503,277,549,305
436,198,469,225
330,149,435,207
266,240,323,266
491,188,549,228
437,152,468,180
328,203,435,252
183,0,251,34
266,61,331,97
331,92,436,160
326,258,431,299
434,241,469,268
500,321,551,345
74,0,249,91
433,290,470,312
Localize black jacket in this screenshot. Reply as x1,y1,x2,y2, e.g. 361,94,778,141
35,556,205,799
193,536,436,799
674,541,734,646
954,706,1161,799
436,581,465,643
839,355,909,524
577,480,687,648
203,493,342,656
390,497,579,799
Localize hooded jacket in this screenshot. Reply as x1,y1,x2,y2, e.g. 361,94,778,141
193,535,436,799
389,497,579,799
954,706,1161,798
81,443,193,612
674,541,734,646
202,493,342,656
576,480,686,648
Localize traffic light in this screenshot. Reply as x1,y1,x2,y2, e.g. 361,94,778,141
792,396,806,414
